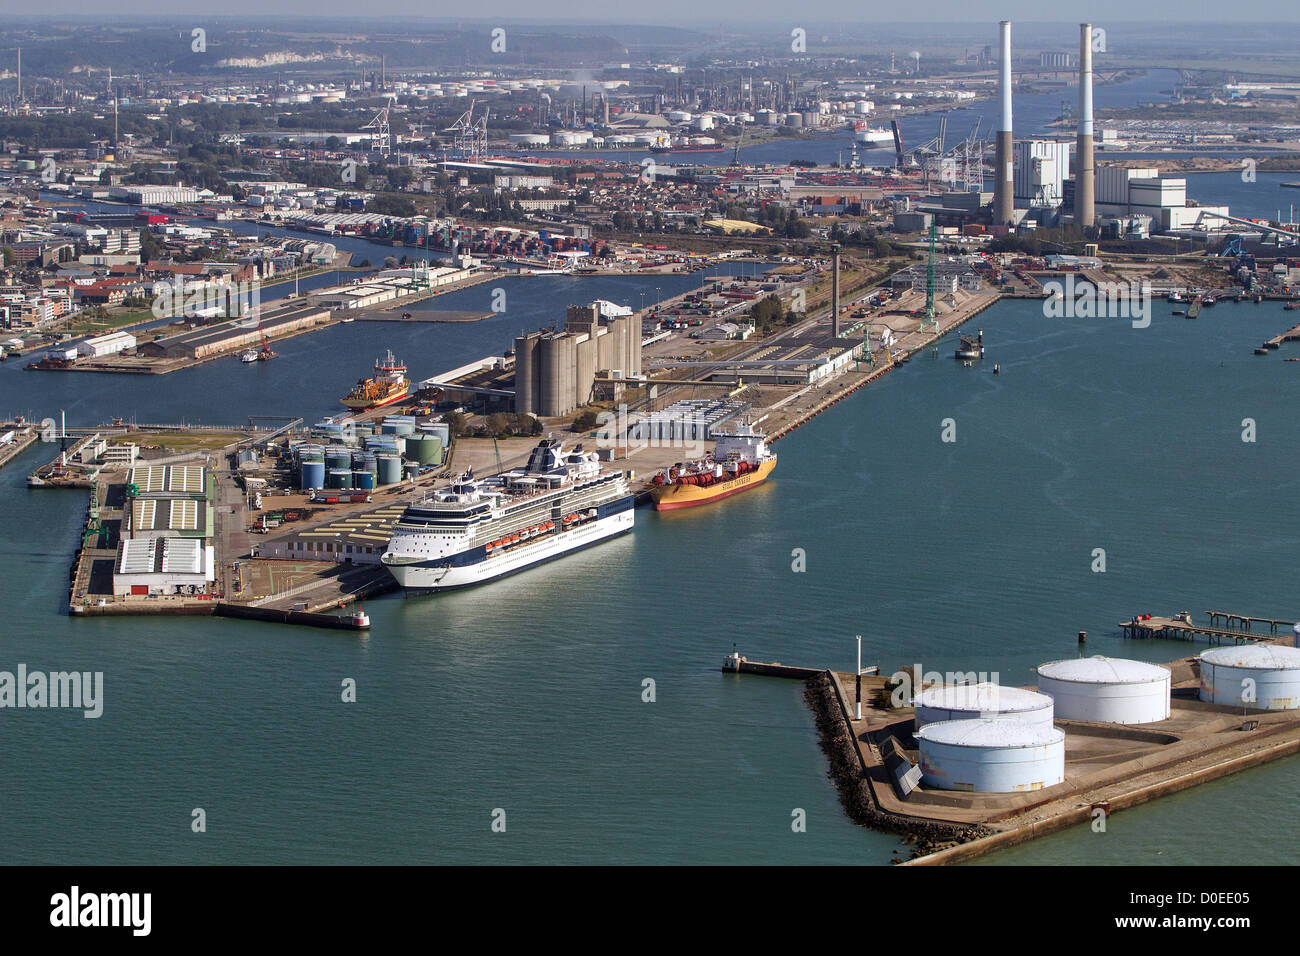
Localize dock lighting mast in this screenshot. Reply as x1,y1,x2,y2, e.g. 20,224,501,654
923,222,937,332
855,635,863,720
831,243,841,338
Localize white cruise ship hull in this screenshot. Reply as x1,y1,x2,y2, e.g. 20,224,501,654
385,507,634,593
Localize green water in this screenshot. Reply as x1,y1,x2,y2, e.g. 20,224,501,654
1,294,1297,864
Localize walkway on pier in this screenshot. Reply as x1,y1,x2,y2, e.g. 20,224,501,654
1119,613,1289,645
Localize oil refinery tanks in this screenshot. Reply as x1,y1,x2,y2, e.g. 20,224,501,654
914,683,1055,731
1036,656,1171,724
299,460,325,491
915,719,1066,793
376,455,402,485
1199,644,1300,710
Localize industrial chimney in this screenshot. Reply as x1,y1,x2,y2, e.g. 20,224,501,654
1076,23,1096,227
992,21,1014,227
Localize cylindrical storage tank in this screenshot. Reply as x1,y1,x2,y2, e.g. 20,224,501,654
381,420,415,436
325,448,352,470
403,462,420,481
1036,656,1171,724
916,719,1065,793
353,470,375,491
300,460,325,490
326,468,353,489
377,455,402,485
1200,644,1300,710
914,683,1055,731
411,435,443,465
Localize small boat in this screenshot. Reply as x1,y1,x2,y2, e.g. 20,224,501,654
1172,309,1186,316
1284,301,1300,311
340,317,356,324
240,349,259,363
1202,295,1217,307
1285,357,1300,363
1166,291,1186,303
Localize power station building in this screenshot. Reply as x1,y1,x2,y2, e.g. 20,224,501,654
514,302,642,417
1014,140,1071,207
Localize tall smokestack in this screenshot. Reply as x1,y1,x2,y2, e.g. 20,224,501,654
1076,23,1096,228
993,21,1014,227
16,47,20,102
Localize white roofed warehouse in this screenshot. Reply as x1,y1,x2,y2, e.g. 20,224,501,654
112,538,215,597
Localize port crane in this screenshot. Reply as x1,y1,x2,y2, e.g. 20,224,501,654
361,105,392,157
445,100,488,159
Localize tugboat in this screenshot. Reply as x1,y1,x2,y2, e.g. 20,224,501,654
1167,290,1186,303
1284,301,1300,311
1202,294,1217,307
954,329,985,361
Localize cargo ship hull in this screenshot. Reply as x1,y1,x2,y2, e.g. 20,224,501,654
340,386,408,411
652,457,777,510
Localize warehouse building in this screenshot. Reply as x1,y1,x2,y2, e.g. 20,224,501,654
136,305,327,360
127,497,212,540
78,331,136,357
112,537,214,597
514,302,643,417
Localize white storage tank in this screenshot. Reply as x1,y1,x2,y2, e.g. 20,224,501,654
1200,644,1300,710
916,719,1066,793
1036,656,1171,724
914,683,1054,731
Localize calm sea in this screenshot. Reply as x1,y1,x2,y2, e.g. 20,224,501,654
1,289,1297,864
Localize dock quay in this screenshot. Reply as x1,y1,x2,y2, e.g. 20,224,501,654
740,646,1300,864
0,426,38,471
358,310,492,323
764,290,1001,443
1263,320,1300,351
1119,611,1294,644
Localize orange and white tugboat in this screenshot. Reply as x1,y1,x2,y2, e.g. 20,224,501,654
341,349,409,410
649,421,777,511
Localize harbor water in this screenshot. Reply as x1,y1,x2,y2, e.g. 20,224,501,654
2,286,1299,864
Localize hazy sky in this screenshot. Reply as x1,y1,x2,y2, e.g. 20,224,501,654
0,2,1293,23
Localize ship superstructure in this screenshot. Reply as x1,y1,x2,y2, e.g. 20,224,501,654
649,421,777,510
341,349,409,410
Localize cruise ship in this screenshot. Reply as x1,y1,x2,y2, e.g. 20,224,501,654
380,439,635,592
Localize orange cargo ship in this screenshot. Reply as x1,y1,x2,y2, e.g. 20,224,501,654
341,349,409,410
649,422,777,510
